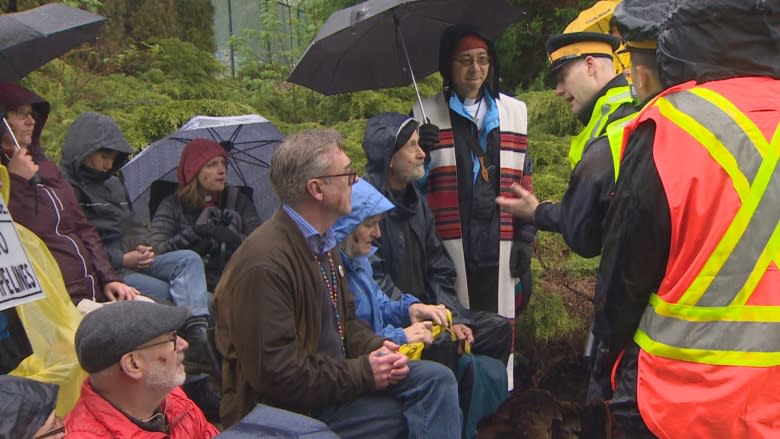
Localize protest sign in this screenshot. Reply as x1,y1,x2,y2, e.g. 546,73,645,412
0,194,43,311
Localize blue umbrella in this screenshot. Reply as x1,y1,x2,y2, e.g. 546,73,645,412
121,114,284,223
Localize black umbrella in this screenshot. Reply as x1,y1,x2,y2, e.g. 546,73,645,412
0,3,107,82
287,0,522,119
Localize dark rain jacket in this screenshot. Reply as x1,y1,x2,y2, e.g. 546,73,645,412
533,75,638,257
363,113,513,362
60,112,147,274
363,112,471,326
148,187,261,290
0,83,120,304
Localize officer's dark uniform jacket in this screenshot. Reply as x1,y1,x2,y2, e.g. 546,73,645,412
533,74,638,257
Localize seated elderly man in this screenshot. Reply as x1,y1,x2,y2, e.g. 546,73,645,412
65,301,219,438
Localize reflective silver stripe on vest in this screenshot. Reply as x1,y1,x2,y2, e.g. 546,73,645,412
640,308,780,352
663,91,780,307
665,92,763,183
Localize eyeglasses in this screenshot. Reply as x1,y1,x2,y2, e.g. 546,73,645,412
313,171,358,186
10,108,39,120
133,331,179,352
454,55,490,67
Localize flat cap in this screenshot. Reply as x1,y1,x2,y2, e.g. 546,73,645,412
75,301,189,373
614,0,669,52
546,31,620,72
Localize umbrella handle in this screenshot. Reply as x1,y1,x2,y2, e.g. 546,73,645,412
2,116,41,185
1,117,21,152
395,14,427,122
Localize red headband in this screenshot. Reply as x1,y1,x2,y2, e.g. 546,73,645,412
454,34,488,56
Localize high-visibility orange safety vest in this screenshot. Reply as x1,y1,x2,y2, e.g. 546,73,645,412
627,77,780,438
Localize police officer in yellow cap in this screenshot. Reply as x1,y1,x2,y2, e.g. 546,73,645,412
496,30,640,418
497,31,637,258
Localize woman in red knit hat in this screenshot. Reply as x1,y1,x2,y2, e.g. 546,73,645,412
148,138,262,291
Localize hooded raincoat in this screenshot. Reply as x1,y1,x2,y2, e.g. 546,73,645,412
60,113,211,315
60,112,145,271
363,112,512,364
0,83,120,304
332,179,419,344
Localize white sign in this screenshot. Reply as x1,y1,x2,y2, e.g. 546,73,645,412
0,193,43,311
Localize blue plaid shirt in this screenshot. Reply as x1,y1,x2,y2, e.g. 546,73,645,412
282,205,337,255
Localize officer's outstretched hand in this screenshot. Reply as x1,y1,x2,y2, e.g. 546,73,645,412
496,183,539,220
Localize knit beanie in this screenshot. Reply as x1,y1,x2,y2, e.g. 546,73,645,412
394,118,419,152
177,138,227,187
454,34,489,56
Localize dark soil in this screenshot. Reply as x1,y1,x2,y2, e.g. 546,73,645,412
477,273,601,439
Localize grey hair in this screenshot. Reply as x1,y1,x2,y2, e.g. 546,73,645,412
339,233,355,260
270,129,344,205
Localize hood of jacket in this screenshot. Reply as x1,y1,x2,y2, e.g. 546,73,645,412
0,375,58,439
438,24,500,98
362,112,414,191
0,82,50,158
658,0,780,87
332,178,395,244
61,112,132,182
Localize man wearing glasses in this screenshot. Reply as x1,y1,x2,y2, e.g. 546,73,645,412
412,25,535,354
65,301,219,437
213,129,461,438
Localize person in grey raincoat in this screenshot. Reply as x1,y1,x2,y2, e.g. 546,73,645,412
60,112,214,373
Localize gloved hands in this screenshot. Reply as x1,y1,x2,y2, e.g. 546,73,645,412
418,122,440,155
510,242,532,278
193,224,242,250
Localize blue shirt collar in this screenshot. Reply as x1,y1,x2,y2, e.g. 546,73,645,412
282,204,338,255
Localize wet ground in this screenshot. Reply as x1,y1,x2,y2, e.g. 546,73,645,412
476,274,603,439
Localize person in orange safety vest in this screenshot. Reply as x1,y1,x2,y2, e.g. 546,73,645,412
595,0,780,437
